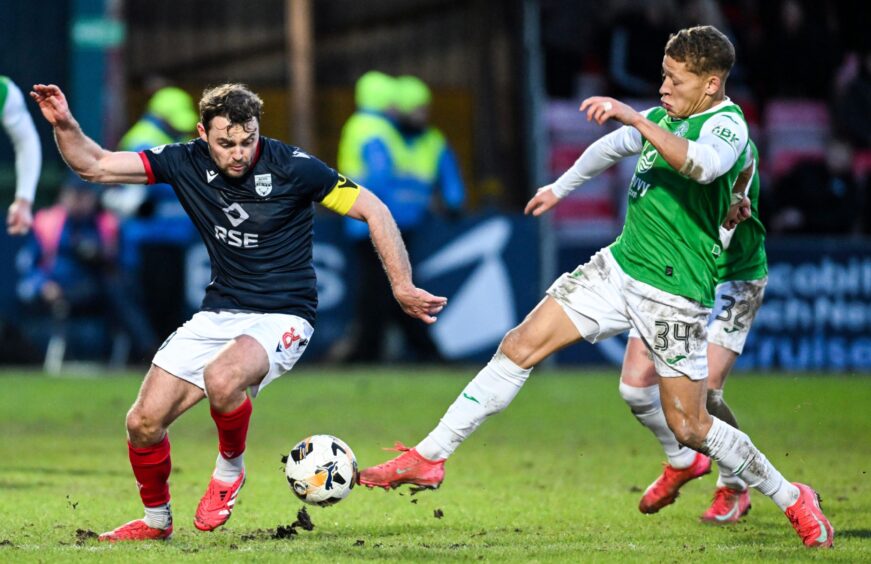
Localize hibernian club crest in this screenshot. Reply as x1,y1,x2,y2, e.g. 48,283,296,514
255,173,273,197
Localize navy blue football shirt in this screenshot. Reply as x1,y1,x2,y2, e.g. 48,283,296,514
140,137,348,324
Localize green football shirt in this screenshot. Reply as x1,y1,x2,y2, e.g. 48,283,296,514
718,140,767,282
610,102,749,307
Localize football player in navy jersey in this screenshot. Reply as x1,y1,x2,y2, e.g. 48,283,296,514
31,82,447,541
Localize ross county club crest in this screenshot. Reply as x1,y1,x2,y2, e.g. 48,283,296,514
254,173,273,197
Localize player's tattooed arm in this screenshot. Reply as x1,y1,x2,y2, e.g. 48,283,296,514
30,84,148,185
346,188,447,324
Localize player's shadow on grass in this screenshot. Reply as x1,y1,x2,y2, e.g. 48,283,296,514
839,529,871,539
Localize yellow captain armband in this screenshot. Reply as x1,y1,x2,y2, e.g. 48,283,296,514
320,174,361,215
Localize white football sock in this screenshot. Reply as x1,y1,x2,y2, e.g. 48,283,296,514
416,351,531,461
703,417,799,511
618,382,696,469
213,453,245,483
143,503,172,530
716,467,748,491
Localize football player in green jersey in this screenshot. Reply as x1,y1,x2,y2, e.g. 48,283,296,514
620,141,766,523
360,26,832,548
1,76,42,235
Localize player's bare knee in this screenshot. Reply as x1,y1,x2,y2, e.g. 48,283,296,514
620,365,658,388
499,327,536,369
125,407,164,445
618,381,658,414
204,380,234,410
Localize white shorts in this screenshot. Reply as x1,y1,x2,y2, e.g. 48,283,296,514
707,277,767,354
547,247,710,380
629,277,767,356
152,310,314,398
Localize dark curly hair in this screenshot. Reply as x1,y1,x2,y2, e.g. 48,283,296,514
665,26,735,77
199,83,263,132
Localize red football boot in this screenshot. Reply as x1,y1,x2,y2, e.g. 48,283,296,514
98,519,173,542
785,483,834,548
638,452,712,514
358,442,445,490
700,486,751,524
194,472,246,531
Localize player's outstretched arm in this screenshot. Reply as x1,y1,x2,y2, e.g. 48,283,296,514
30,84,147,185
3,79,41,235
580,96,690,174
346,188,447,324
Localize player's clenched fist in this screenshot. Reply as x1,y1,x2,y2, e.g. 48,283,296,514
580,96,641,127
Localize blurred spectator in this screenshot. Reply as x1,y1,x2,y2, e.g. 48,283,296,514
393,75,466,225
607,0,677,97
17,177,159,361
338,73,465,363
110,86,199,338
338,71,401,242
833,49,871,149
337,71,405,363
1,75,41,235
765,138,860,235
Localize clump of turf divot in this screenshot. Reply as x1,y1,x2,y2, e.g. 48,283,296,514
74,529,97,545
433,509,444,519
354,539,365,546
269,507,315,539
273,525,297,539
409,485,434,496
293,507,314,531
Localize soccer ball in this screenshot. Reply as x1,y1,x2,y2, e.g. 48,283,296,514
283,434,357,506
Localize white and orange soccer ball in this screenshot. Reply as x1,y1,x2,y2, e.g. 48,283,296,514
283,435,358,506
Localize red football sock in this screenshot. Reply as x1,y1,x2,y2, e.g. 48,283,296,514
128,434,171,507
211,396,253,460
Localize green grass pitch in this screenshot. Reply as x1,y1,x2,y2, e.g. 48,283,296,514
0,367,869,562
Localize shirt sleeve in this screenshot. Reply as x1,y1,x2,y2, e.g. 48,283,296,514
138,143,185,185
551,122,644,199
1,81,42,202
679,112,749,185
290,154,358,214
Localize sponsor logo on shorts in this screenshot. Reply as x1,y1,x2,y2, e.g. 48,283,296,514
277,327,309,352
666,354,686,365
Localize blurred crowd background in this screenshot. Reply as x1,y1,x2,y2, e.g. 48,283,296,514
0,0,869,372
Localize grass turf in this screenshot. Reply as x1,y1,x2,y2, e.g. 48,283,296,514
0,367,868,562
